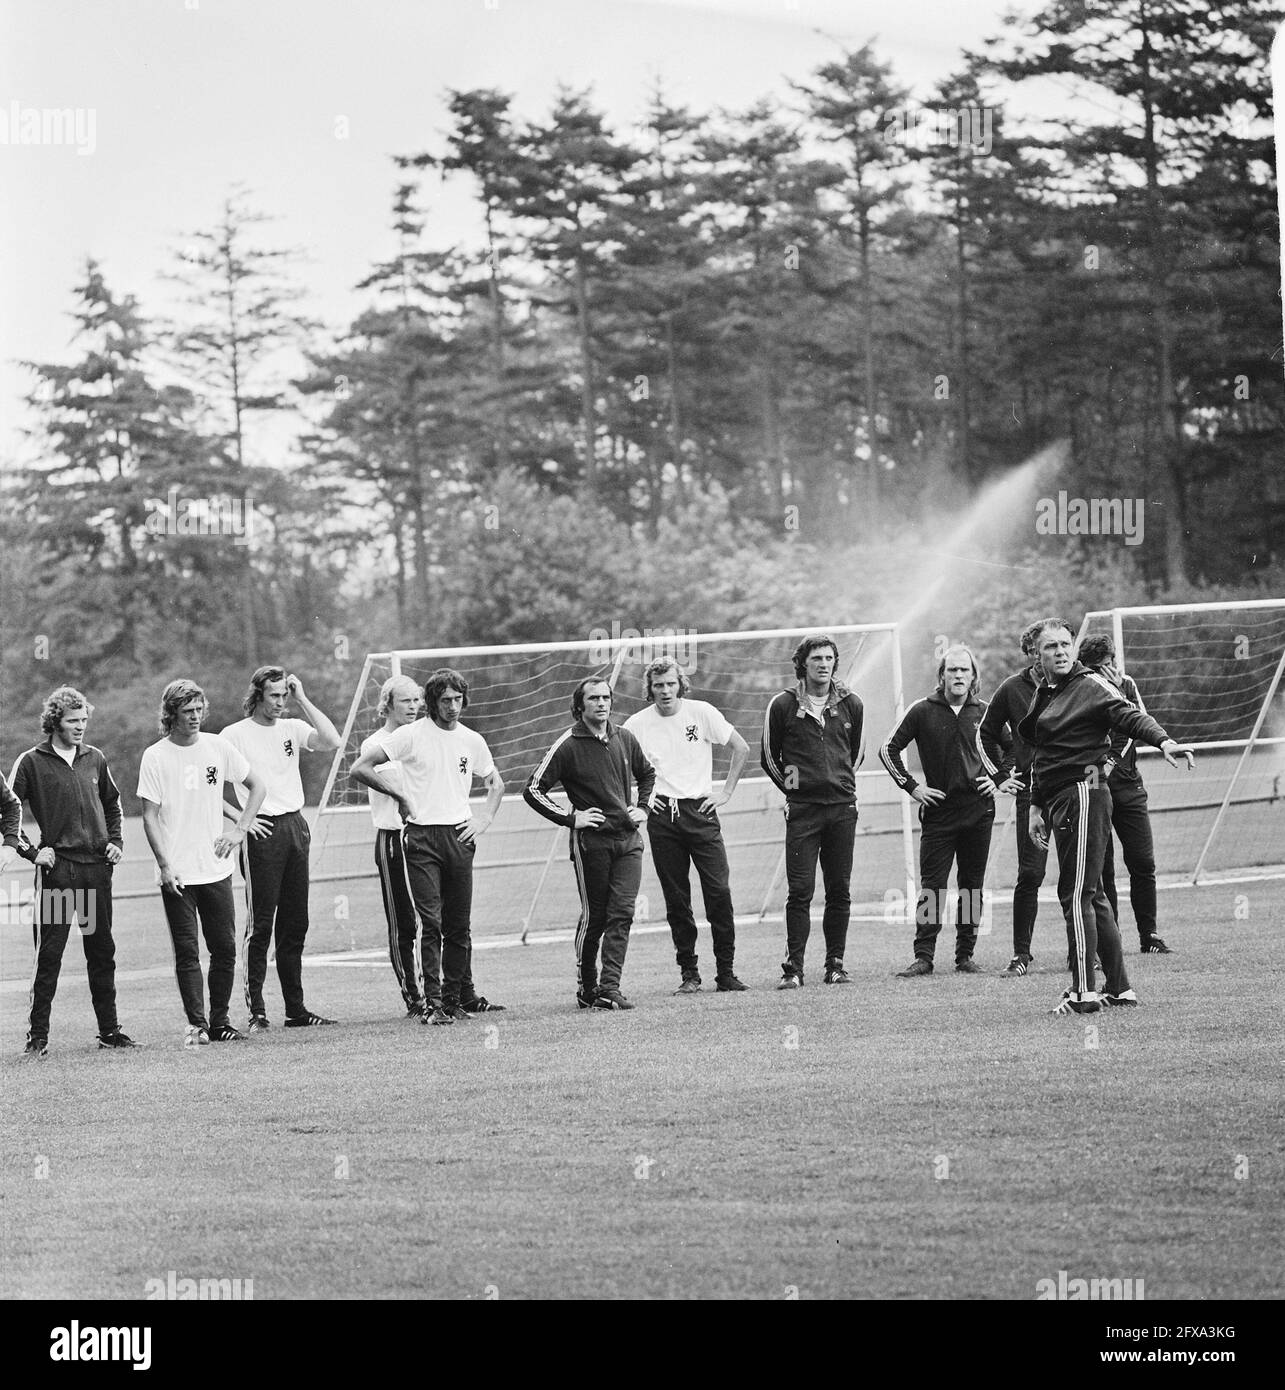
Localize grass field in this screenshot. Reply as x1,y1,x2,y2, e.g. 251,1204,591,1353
3,877,1282,1301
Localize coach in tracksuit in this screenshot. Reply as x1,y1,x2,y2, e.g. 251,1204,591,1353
976,622,1046,976
761,635,865,988
880,646,999,976
1017,621,1194,1015
8,686,134,1055
525,678,656,1011
1077,635,1171,955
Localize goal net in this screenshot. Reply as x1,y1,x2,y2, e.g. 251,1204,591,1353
984,599,1285,890
307,624,915,953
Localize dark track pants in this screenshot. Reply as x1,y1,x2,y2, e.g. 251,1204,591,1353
912,797,994,965
1048,781,1130,997
783,801,857,978
402,824,475,1009
161,877,237,1029
375,828,423,1009
1012,788,1049,959
241,810,311,1019
27,859,117,1042
646,798,736,979
1099,775,1158,944
571,829,643,996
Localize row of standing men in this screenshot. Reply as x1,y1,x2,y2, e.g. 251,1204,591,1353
4,621,1194,1053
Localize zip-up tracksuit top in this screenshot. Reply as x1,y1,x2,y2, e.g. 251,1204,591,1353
976,665,1039,784
879,691,991,802
524,720,656,838
1,773,26,857
761,680,864,804
7,741,123,862
1015,663,1170,812
1091,668,1146,783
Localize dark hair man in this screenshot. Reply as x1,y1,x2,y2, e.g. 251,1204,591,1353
9,686,133,1057
976,622,1047,976
1017,622,1194,1014
881,645,998,977
524,678,656,1010
220,666,341,1030
351,668,506,1025
1076,634,1172,954
761,635,865,989
623,656,751,994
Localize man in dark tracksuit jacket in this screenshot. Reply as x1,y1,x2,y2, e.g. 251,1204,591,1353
8,686,133,1054
976,624,1046,975
761,635,865,987
525,678,656,1010
1078,635,1170,954
880,646,999,975
1017,622,1194,1014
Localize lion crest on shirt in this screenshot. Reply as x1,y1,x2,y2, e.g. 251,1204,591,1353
685,724,698,742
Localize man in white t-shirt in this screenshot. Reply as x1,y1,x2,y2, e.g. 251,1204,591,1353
350,668,505,1025
624,658,751,993
138,680,267,1047
220,665,341,1031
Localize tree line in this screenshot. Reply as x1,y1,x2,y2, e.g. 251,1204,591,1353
3,0,1281,795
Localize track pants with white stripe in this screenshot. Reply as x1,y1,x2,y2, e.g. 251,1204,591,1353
27,859,118,1043
374,828,424,1009
1048,781,1130,997
571,829,643,997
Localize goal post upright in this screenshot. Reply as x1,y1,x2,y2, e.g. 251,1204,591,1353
888,612,916,913
315,652,380,820
1190,640,1285,885
1075,598,1285,885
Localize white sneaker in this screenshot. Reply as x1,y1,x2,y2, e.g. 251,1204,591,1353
184,1024,210,1048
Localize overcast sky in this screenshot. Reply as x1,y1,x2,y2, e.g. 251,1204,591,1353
1,0,1281,460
